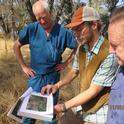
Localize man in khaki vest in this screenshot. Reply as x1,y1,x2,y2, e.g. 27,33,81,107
41,6,118,124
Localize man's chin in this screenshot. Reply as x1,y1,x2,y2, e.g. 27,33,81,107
118,60,124,66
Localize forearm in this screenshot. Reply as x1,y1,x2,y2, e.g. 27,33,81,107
55,69,79,89
13,41,26,68
64,84,104,110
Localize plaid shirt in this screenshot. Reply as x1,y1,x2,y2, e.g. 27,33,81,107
72,36,118,123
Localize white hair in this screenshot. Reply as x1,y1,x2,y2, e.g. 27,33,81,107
32,0,57,22
39,0,50,11
32,0,50,13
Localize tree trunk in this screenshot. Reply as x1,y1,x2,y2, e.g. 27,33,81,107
0,16,9,34
25,0,36,22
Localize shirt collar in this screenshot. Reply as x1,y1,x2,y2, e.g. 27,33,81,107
83,35,104,55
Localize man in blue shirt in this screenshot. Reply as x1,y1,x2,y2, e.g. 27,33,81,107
13,0,77,124
107,6,124,124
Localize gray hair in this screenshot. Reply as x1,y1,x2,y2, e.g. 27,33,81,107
109,5,124,24
32,0,56,21
32,0,50,12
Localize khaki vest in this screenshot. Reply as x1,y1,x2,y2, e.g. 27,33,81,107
79,39,110,113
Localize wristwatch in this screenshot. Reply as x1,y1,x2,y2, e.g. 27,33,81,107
61,103,67,112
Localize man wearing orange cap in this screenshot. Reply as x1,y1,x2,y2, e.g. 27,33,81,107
41,6,118,124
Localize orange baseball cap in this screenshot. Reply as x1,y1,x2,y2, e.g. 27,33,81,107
66,6,100,28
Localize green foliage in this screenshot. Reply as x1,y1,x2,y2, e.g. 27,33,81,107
53,0,80,25
89,0,124,36
1,0,124,37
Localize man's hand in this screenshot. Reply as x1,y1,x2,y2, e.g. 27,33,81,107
54,103,67,114
54,104,63,114
41,84,58,95
22,65,36,77
56,62,68,71
56,49,76,71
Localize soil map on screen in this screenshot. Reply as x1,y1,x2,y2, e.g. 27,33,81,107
26,95,47,111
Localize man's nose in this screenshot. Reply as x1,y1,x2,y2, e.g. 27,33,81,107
40,19,46,24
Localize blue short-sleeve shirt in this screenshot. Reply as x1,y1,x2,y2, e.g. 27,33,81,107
19,22,77,74
107,66,124,124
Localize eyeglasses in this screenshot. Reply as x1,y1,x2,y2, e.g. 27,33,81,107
72,26,83,33
36,15,48,21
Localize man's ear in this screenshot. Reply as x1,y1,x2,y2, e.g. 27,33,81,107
91,21,98,30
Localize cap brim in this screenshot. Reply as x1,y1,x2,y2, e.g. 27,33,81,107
66,21,83,28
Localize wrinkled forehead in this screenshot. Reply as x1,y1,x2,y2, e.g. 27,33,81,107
109,21,124,37
108,21,124,45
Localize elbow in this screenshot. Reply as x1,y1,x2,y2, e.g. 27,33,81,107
88,85,104,99
75,70,79,75
73,69,79,78
13,40,21,52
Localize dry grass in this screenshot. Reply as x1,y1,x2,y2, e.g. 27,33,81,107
0,38,28,124
0,37,80,124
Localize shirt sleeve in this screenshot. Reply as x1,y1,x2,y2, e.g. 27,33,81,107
18,25,29,45
92,53,118,87
66,29,77,49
